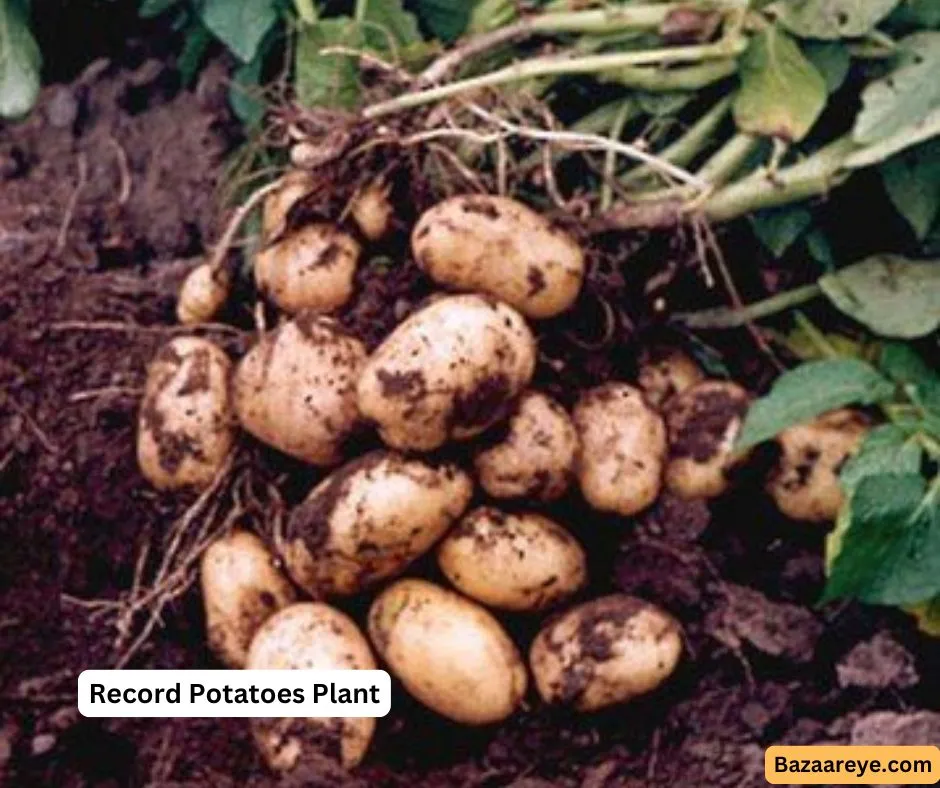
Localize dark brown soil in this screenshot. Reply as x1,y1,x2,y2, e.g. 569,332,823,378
1,59,938,788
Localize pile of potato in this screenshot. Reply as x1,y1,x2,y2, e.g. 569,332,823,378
139,181,870,773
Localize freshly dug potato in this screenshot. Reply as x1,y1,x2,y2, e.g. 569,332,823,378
351,179,393,241
637,347,704,409
177,262,230,325
262,170,313,242
281,451,473,597
412,195,585,319
474,391,578,501
357,294,536,451
247,603,376,770
368,579,527,724
200,530,296,668
438,507,586,611
572,383,667,516
255,223,360,315
234,313,366,465
530,595,682,711
767,408,869,523
663,380,751,500
137,337,235,490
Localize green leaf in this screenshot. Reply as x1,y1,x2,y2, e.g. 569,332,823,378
806,227,835,268
0,0,41,118
750,206,814,258
734,26,827,142
295,18,366,110
230,52,266,128
200,0,278,63
803,41,851,94
177,18,211,86
879,342,940,414
413,0,474,43
736,359,895,450
818,255,940,338
770,0,901,40
905,0,940,29
139,0,181,18
824,473,940,606
364,0,422,48
840,424,924,494
880,138,940,240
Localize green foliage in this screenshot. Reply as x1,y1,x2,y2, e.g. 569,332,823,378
770,0,902,40
750,206,814,258
199,0,278,63
880,139,940,240
0,0,41,119
411,0,473,43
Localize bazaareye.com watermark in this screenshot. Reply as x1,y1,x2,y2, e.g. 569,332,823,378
765,746,940,785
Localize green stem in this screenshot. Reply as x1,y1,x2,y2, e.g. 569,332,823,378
793,311,840,359
697,132,759,186
676,282,822,328
293,0,317,25
599,58,738,92
601,101,635,211
354,0,368,23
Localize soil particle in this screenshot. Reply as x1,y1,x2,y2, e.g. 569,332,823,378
376,368,427,400
452,374,512,429
837,633,919,690
460,197,500,220
527,265,547,296
851,711,940,747
666,386,749,463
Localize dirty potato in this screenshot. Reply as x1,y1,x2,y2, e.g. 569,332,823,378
474,391,578,502
247,603,376,770
530,595,682,711
351,179,394,241
233,313,366,465
438,507,586,611
262,170,313,242
412,195,585,319
200,530,295,668
177,262,230,325
572,383,667,516
637,347,704,409
137,336,235,490
280,451,473,597
368,579,527,724
357,294,536,451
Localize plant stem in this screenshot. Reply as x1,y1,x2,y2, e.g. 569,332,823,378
697,132,759,186
601,100,635,211
293,0,316,25
354,0,368,23
599,57,738,92
793,311,840,359
676,282,821,328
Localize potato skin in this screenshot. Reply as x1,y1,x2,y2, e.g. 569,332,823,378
438,507,586,611
357,294,537,451
177,262,230,325
474,391,579,501
412,195,585,319
637,347,704,409
368,579,527,724
247,603,376,770
137,337,235,490
262,170,313,242
200,530,296,668
281,451,473,597
351,179,393,241
529,595,682,711
255,223,360,315
233,314,366,465
572,383,667,516
767,408,869,523
663,380,751,500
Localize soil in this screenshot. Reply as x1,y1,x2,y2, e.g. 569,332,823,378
2,54,939,788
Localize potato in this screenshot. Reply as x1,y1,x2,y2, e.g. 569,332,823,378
255,223,360,315
247,603,376,770
200,530,296,668
438,507,586,611
357,294,536,451
474,391,578,502
767,408,869,523
637,347,704,409
234,313,366,465
137,337,235,490
281,451,473,597
663,380,751,499
177,262,230,325
262,170,313,242
530,595,682,711
368,579,527,724
412,195,585,319
351,179,393,241
572,383,666,516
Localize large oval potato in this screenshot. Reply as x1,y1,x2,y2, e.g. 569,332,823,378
255,223,360,315
247,603,376,770
572,383,667,516
234,313,366,465
530,595,682,711
262,170,313,242
357,294,537,451
438,507,586,611
767,408,869,523
663,380,751,499
200,530,296,668
412,195,585,319
637,347,704,409
368,579,527,724
474,391,579,501
281,451,473,597
137,336,235,490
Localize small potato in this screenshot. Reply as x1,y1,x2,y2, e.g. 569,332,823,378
262,170,313,242
368,579,527,724
438,507,586,611
281,451,473,597
177,262,230,325
200,530,295,668
137,337,235,490
357,294,536,451
663,380,751,500
474,391,578,502
412,195,585,319
637,347,704,409
247,603,376,770
255,223,360,315
234,313,366,465
351,179,393,241
530,595,682,711
572,384,667,516
767,408,869,523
